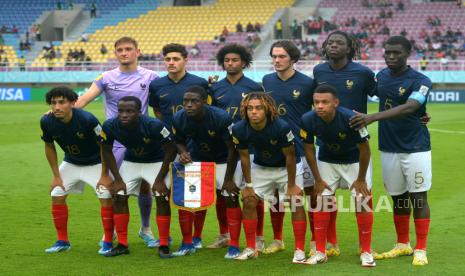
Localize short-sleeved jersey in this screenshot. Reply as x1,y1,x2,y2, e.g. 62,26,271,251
40,108,102,165
211,75,263,123
375,67,432,153
172,105,233,163
313,61,376,114
262,71,315,157
148,72,209,128
232,118,301,167
300,107,370,164
101,115,172,163
93,66,158,119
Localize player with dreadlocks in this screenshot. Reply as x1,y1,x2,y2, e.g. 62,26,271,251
311,30,376,258
232,92,307,263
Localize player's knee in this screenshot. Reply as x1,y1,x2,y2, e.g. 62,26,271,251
242,196,258,211
225,195,240,208
99,198,112,207
409,191,429,210
52,196,66,204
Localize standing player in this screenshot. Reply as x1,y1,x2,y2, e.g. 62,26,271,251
41,87,114,255
262,40,314,254
75,37,159,247
148,43,210,249
209,43,265,251
171,86,241,258
300,84,375,267
232,92,307,264
312,31,376,256
99,96,177,257
350,36,432,266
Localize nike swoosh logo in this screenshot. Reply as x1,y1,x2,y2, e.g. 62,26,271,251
217,95,225,99
160,94,168,98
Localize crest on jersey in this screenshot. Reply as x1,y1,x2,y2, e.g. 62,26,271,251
172,127,177,135
232,136,239,145
140,83,147,90
100,130,107,141
143,137,151,144
399,87,406,96
241,92,247,98
208,130,216,137
292,90,301,99
76,132,85,139
327,143,341,151
189,184,196,193
346,80,354,89
338,132,347,140
270,139,278,145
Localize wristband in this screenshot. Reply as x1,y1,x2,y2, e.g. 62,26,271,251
245,182,253,188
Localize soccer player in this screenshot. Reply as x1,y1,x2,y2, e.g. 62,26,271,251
75,37,159,247
210,43,265,251
262,40,314,254
41,87,114,255
300,84,375,267
99,96,177,257
171,86,241,258
232,92,307,263
148,43,210,249
350,36,432,266
312,31,376,256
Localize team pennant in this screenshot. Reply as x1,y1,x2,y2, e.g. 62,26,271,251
170,162,216,211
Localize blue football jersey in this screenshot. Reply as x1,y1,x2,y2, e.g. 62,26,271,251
300,107,370,164
172,105,233,163
232,118,301,167
40,108,102,165
376,67,432,153
148,72,209,128
313,61,376,114
262,71,315,157
211,75,263,122
101,115,172,163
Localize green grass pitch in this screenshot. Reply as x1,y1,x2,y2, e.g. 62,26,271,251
1,102,465,275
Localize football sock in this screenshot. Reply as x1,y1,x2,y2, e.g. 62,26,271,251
327,210,338,245
243,219,257,249
256,200,264,237
138,193,152,229
193,210,207,239
394,214,410,244
308,210,315,242
52,204,68,242
100,206,114,243
227,207,242,247
216,197,228,235
414,218,430,250
156,215,171,247
114,213,129,247
356,212,373,253
178,210,193,244
270,208,284,241
292,219,307,251
314,211,330,253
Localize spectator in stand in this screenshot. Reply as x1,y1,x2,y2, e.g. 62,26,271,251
100,44,108,55
419,28,428,40
90,2,97,18
190,45,201,58
57,1,63,10
454,28,463,40
400,28,407,37
246,22,254,33
386,8,393,18
12,25,18,34
36,25,41,41
275,19,283,39
361,0,370,8
222,26,229,37
254,22,262,33
380,9,386,19
236,22,243,33
396,0,404,11
19,56,26,71
291,19,299,39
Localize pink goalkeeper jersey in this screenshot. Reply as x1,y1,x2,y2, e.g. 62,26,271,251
94,66,159,119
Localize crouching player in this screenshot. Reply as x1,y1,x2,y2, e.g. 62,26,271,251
300,85,375,267
232,92,307,263
100,96,177,257
171,86,241,258
41,87,114,254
